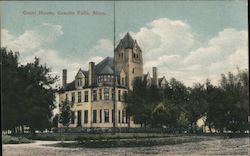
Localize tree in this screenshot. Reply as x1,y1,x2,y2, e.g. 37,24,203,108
52,114,59,128
186,83,208,133
1,48,20,133
177,112,189,133
1,47,58,134
21,58,57,133
59,101,73,128
152,100,178,130
206,70,249,133
125,78,162,127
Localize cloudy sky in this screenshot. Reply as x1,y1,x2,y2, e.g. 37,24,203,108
1,1,248,87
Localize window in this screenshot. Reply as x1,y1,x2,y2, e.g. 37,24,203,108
112,89,115,100
104,109,109,123
92,110,97,123
84,91,88,102
132,68,135,73
118,110,121,123
70,111,75,124
104,88,109,100
133,53,136,58
122,109,125,123
107,75,110,82
84,110,88,123
112,109,114,123
77,92,81,103
77,78,82,87
77,111,82,127
99,89,102,100
104,75,107,82
118,90,121,101
93,90,97,101
99,110,102,123
125,110,128,123
71,92,75,103
122,78,125,85
65,94,68,103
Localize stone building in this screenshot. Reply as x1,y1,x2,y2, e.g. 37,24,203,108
58,33,167,128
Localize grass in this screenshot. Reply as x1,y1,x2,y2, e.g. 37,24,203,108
2,135,34,144
22,132,176,141
50,135,224,148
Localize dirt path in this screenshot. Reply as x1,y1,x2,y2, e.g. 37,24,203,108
3,137,249,156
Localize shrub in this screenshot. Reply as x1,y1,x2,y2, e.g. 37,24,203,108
2,135,34,144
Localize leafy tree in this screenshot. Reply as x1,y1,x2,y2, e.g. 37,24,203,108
177,112,189,132
1,48,20,133
152,100,178,130
206,70,249,133
52,114,59,128
59,101,73,128
125,78,162,127
1,47,58,134
186,83,208,133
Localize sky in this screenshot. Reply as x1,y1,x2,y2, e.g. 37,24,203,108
1,1,248,87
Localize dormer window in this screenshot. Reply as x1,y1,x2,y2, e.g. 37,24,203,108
77,78,82,87
75,70,85,88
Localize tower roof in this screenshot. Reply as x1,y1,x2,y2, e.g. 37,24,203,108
115,32,141,51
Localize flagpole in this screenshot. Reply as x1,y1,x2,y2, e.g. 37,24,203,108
112,0,116,133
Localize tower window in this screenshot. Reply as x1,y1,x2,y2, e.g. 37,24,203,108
132,68,135,73
133,53,136,58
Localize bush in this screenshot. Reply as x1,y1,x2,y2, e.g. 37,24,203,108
2,135,34,144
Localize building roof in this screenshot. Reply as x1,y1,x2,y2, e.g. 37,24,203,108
95,56,114,74
98,65,114,75
158,77,164,83
64,80,75,91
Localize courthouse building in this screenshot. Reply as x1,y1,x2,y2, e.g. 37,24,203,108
58,33,167,128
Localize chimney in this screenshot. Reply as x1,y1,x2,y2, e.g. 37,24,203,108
88,62,95,86
152,67,158,86
62,69,67,89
